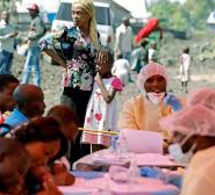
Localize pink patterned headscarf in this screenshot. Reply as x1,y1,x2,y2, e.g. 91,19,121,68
137,63,169,91
160,104,215,136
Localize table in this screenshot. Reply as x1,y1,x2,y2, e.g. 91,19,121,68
59,171,180,195
72,149,182,171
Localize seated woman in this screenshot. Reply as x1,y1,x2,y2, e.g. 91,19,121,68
117,63,184,141
13,116,68,195
47,105,78,184
160,104,215,195
0,138,30,195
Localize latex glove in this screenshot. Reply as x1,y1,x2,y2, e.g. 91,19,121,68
140,166,161,178
164,94,182,111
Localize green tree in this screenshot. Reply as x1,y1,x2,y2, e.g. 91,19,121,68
184,0,214,29
149,0,215,30
149,0,189,30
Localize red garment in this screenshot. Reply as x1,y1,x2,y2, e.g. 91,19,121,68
136,18,159,44
0,113,4,124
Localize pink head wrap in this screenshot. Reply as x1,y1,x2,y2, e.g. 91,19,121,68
187,88,215,111
137,62,169,91
160,104,215,137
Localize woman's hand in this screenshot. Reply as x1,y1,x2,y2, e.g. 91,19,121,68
42,175,63,195
50,163,75,186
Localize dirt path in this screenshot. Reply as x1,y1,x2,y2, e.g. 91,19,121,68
11,36,215,112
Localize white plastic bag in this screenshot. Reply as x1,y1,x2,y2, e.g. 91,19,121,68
17,43,28,57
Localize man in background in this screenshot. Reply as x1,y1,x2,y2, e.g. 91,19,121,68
1,84,46,134
115,17,133,62
21,4,46,86
0,11,18,74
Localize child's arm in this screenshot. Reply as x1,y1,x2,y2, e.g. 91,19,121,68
95,73,117,104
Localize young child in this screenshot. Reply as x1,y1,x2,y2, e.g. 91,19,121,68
82,51,123,152
179,47,191,93
112,53,130,87
148,41,158,63
0,138,30,195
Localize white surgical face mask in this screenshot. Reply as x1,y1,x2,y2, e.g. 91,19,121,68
168,135,197,166
147,92,165,105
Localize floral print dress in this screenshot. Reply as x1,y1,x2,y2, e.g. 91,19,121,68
39,26,96,91
82,77,123,146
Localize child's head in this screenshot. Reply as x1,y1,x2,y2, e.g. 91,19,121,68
117,53,123,59
0,138,30,194
14,117,68,168
47,105,78,140
183,47,189,54
140,39,148,48
150,41,157,49
97,51,114,77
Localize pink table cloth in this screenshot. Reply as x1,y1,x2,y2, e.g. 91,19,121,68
59,175,180,195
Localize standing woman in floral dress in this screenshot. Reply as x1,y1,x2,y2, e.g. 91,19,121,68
39,0,107,158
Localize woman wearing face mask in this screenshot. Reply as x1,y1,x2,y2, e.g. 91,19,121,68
160,104,215,195
117,63,184,142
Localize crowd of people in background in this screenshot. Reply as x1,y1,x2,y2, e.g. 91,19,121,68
1,0,215,195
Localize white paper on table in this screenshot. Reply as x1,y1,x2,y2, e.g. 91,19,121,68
121,129,163,154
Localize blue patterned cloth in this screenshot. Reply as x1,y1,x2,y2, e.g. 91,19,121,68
140,166,182,188
163,94,182,112
1,108,28,134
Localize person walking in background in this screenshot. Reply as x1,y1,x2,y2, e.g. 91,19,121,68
148,41,158,63
82,52,123,152
0,11,18,74
21,3,46,86
131,39,148,73
115,17,133,62
179,47,191,93
112,53,130,87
